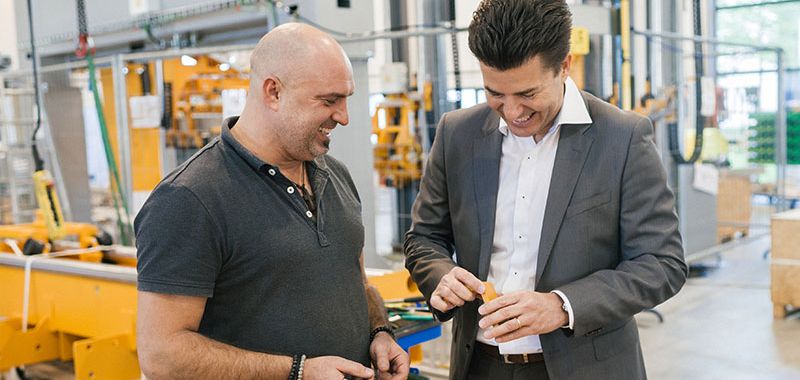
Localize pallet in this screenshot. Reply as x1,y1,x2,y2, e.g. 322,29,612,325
771,210,800,318
771,263,800,318
773,304,797,319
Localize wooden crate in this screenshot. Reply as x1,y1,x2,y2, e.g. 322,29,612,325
716,171,752,243
770,209,800,317
771,264,800,317
771,209,800,260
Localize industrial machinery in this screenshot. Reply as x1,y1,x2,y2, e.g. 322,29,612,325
0,251,434,379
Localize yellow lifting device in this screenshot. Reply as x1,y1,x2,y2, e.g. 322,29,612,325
372,93,424,189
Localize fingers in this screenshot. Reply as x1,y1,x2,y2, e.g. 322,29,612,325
478,301,523,329
493,318,530,343
334,357,374,379
451,267,484,295
432,267,483,312
478,291,521,316
429,293,454,312
388,348,410,380
373,344,390,372
482,313,526,341
378,344,410,380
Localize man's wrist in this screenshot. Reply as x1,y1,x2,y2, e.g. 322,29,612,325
287,354,306,380
551,290,574,330
369,326,396,344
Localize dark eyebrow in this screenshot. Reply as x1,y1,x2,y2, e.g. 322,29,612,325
514,87,539,96
484,85,539,96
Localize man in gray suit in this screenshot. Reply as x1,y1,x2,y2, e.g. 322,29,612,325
404,0,687,379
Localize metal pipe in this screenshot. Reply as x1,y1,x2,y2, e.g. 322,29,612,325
0,254,138,283
776,49,788,212
620,0,632,110
630,28,781,52
337,26,468,44
716,0,800,10
112,55,134,221
121,44,257,61
1,57,114,77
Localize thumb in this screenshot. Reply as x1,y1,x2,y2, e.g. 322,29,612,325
374,344,390,372
335,357,374,379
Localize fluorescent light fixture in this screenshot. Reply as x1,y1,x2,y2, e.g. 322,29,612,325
181,55,197,66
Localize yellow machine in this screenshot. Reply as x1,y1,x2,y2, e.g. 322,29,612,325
372,93,424,188
0,169,108,261
32,170,65,241
0,253,425,379
168,70,249,151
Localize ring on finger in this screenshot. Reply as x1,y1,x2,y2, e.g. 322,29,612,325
514,317,522,329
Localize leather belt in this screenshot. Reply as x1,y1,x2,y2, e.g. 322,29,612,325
475,342,544,364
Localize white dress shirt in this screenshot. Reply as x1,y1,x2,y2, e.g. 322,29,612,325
476,77,592,354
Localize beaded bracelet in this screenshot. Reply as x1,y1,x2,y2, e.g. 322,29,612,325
369,325,396,345
297,354,306,380
288,354,305,380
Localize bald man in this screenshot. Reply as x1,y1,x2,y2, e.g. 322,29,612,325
135,24,409,380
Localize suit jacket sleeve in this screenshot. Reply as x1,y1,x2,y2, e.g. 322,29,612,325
404,113,459,321
557,117,688,336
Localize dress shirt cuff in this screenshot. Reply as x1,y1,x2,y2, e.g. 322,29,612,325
551,290,575,330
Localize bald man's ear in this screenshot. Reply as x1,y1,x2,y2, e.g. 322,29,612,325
262,76,282,111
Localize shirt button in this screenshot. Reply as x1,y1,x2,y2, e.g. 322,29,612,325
287,186,295,194
518,235,523,239
527,156,531,160
268,168,276,176
306,211,313,218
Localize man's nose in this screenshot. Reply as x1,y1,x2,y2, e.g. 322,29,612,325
333,101,349,126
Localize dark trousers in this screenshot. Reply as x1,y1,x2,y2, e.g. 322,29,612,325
465,346,550,380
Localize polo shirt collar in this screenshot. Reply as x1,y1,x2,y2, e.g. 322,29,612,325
221,116,326,174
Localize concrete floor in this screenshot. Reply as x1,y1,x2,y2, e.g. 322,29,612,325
637,235,800,380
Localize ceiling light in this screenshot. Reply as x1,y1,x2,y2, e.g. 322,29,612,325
181,55,197,66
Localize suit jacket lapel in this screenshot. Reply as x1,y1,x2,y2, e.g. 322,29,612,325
474,112,502,280
536,122,594,284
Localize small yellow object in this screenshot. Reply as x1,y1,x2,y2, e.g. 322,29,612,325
482,282,499,302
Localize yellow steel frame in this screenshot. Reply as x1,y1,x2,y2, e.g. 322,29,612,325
0,262,139,379
372,94,424,188
0,216,103,262
0,256,423,378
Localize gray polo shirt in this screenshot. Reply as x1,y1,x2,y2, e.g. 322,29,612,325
135,116,370,365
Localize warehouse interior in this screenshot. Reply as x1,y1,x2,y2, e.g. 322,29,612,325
0,0,799,379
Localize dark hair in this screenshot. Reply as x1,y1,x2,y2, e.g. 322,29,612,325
468,0,572,72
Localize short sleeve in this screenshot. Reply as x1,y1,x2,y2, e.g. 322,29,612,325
135,182,224,297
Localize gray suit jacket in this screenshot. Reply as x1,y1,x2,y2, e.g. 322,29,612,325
404,91,687,380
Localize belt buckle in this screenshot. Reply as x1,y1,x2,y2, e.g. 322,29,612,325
502,353,530,364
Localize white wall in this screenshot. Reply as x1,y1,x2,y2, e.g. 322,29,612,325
0,0,19,70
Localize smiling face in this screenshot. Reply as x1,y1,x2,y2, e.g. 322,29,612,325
274,60,354,161
480,54,571,140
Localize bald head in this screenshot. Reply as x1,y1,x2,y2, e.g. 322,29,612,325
249,23,351,90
